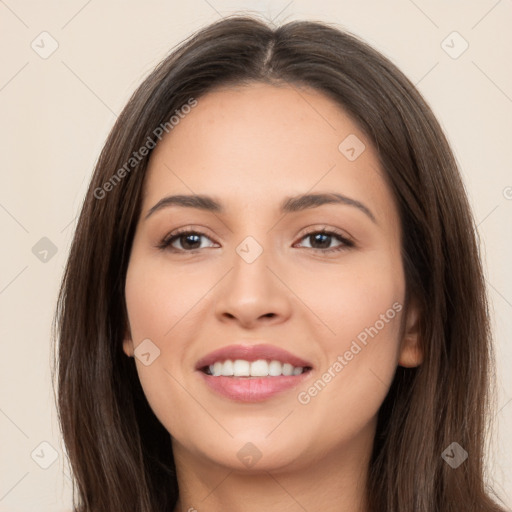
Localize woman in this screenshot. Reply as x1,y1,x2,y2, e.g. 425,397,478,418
52,15,508,512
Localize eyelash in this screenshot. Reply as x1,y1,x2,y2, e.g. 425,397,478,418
156,227,355,254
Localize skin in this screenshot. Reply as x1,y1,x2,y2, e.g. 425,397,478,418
122,83,422,512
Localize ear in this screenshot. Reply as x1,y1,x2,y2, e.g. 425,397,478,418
122,325,134,358
398,297,423,368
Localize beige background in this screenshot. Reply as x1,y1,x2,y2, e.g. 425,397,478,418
1,1,511,510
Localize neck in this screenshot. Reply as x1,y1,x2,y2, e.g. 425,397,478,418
171,422,374,512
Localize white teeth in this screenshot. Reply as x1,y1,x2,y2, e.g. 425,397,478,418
282,363,294,376
221,359,234,376
207,359,306,377
233,359,250,376
212,361,223,376
268,360,282,376
250,360,269,377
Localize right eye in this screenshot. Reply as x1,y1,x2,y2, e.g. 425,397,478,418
157,229,219,252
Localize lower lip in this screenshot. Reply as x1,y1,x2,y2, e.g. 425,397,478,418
197,370,312,402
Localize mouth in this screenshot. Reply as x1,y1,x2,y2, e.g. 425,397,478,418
195,343,314,402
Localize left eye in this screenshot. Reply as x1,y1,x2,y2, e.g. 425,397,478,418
157,229,353,253
295,231,353,252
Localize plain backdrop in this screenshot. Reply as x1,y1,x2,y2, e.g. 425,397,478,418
0,1,511,510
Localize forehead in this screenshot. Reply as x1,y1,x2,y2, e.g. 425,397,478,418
142,83,396,224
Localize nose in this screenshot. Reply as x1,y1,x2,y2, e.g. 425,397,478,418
213,245,293,329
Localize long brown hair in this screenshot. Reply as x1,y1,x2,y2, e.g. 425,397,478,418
52,15,508,512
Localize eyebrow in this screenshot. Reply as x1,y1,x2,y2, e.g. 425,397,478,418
144,192,376,223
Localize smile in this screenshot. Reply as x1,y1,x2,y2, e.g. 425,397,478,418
203,359,310,377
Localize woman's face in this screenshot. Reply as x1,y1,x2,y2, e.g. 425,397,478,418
123,83,421,472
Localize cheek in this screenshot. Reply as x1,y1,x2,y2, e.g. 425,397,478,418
294,254,405,430
124,254,213,430
331,271,403,350
124,253,210,342
299,248,404,349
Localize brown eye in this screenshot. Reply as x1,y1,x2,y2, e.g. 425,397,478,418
295,229,354,253
158,230,217,252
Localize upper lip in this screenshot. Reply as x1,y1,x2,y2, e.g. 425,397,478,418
195,343,313,371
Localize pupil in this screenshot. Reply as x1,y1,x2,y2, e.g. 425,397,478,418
312,233,330,248
182,234,201,249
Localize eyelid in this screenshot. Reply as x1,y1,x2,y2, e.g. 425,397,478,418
294,224,354,243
